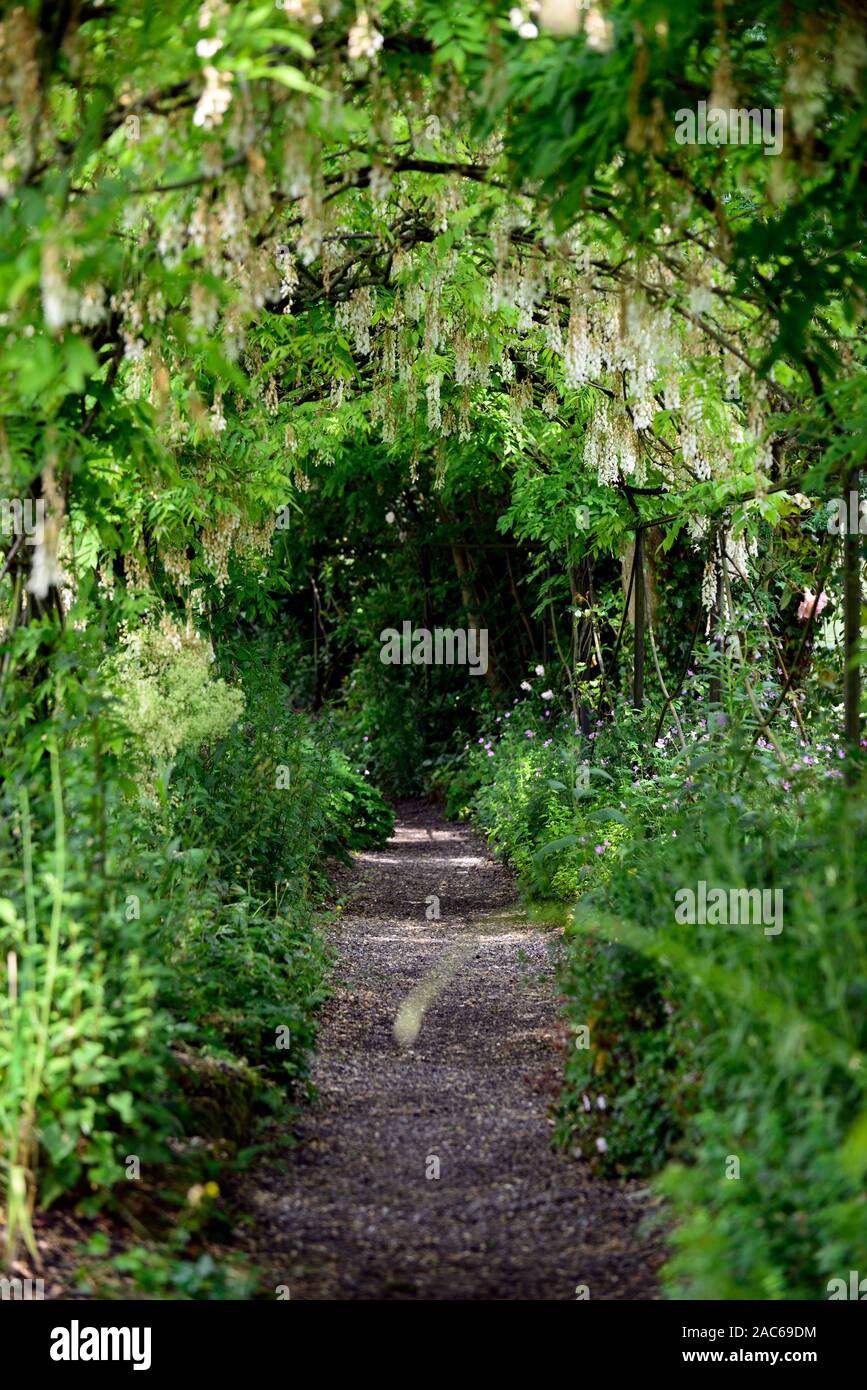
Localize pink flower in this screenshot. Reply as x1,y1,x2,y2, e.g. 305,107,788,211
797,589,828,621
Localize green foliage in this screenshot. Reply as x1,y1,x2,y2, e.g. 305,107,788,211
0,622,353,1246
0,720,176,1226
466,683,643,901
557,771,867,1299
106,619,245,770
326,747,396,852
81,1211,259,1300
1,0,865,1306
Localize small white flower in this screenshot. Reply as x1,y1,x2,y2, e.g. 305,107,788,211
385,511,395,524
348,11,384,62
535,664,545,676
193,66,233,130
196,36,223,57
541,689,553,700
585,7,614,53
520,680,532,691
595,1137,608,1154
597,1095,606,1110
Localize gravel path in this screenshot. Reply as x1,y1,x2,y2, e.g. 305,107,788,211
247,801,664,1300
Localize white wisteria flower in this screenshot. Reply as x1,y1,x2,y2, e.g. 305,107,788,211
510,5,540,38
585,6,614,53
193,66,233,130
348,12,384,62
196,36,223,58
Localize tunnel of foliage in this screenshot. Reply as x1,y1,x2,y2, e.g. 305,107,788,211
1,0,866,1298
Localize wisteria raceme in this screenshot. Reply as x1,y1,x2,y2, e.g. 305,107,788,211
508,380,533,427
222,302,247,360
426,373,442,431
403,278,425,322
453,329,472,386
348,11,384,63
201,511,240,589
162,549,192,589
382,393,397,445
193,66,233,131
434,449,447,490
390,248,412,283
275,244,299,310
564,299,597,387
397,328,414,385
631,395,655,430
471,339,492,388
701,558,719,612
41,244,79,333
381,328,397,378
157,210,186,270
218,183,247,254
663,373,681,410
424,282,442,354
297,190,326,266
190,283,220,334
545,303,564,354
725,530,758,580
585,399,643,485
514,257,547,334
336,286,376,355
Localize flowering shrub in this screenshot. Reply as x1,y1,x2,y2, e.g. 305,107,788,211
106,617,245,771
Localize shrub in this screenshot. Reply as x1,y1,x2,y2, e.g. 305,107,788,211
557,771,867,1299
